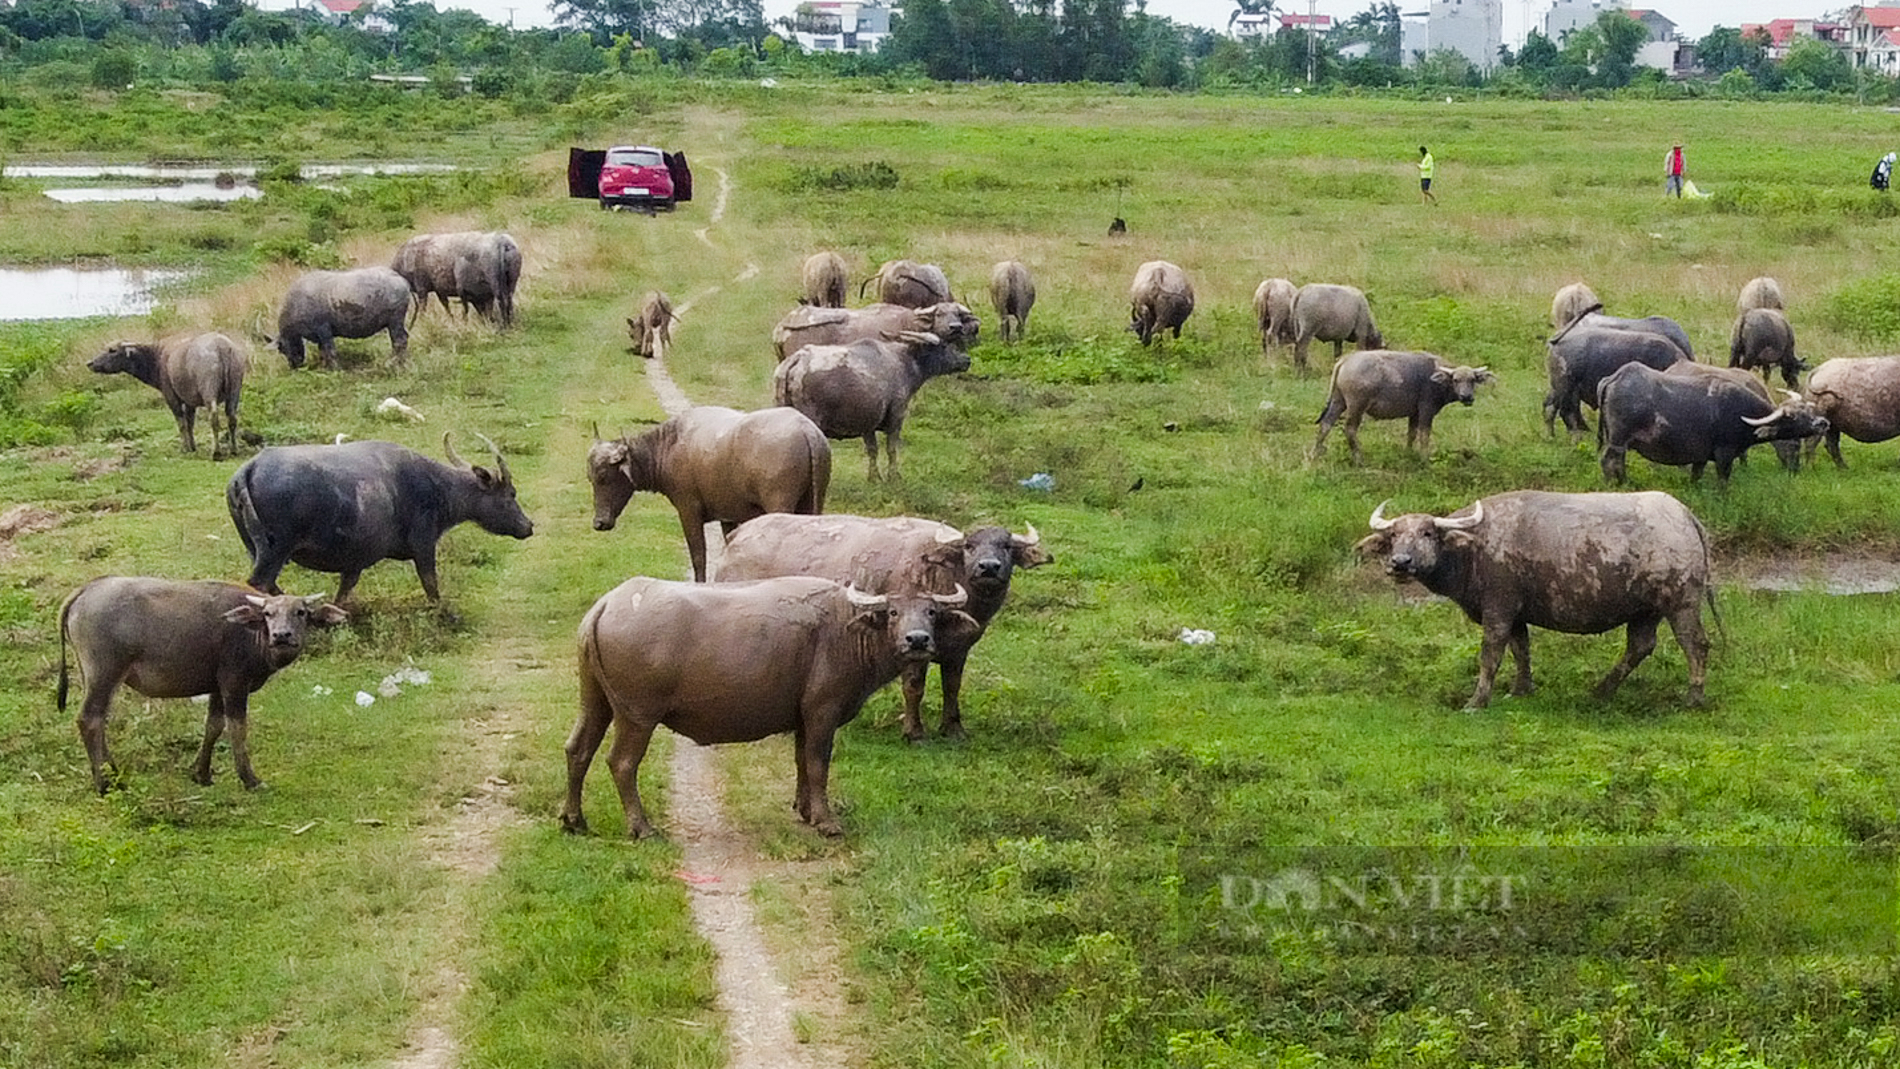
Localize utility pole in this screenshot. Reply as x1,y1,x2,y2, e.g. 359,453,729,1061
1307,0,1317,83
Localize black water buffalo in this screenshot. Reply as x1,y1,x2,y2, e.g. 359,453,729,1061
58,577,347,793
1728,307,1802,390
718,514,1052,741
1544,325,1688,438
227,434,534,603
1355,490,1713,709
1313,350,1494,464
562,576,981,838
271,267,413,369
1598,362,1827,484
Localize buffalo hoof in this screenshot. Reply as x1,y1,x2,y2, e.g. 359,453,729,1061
1685,688,1706,709
559,813,590,836
814,819,845,838
939,723,968,742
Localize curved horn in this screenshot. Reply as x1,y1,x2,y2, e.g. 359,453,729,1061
1740,411,1780,427
1368,500,1397,531
1434,500,1485,530
591,421,604,444
930,584,969,608
474,432,511,484
895,330,943,347
1019,523,1040,547
843,584,888,609
1781,389,1803,402
442,432,466,468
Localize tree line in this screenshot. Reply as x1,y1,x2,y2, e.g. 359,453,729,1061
0,0,1884,100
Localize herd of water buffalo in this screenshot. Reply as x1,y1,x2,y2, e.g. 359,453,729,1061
54,232,1900,838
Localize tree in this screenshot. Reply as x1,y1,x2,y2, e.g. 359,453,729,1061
1227,0,1273,34
1335,1,1398,65
552,0,659,42
1696,25,1767,78
1516,29,1557,72
1781,36,1851,91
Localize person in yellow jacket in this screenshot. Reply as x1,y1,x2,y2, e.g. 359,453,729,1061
1418,145,1436,204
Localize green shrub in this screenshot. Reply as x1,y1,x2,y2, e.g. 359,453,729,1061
1819,273,1900,342
781,160,900,193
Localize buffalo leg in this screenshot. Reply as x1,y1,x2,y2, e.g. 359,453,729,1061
388,320,410,366
678,510,710,582
1412,416,1433,459
315,331,338,370
1594,617,1660,701
899,662,930,743
1292,336,1310,374
800,726,844,837
603,718,658,839
937,649,970,740
884,429,902,481
793,724,812,820
336,570,364,605
1467,620,1513,710
1313,397,1345,456
410,547,441,602
1344,411,1367,466
78,677,124,794
170,401,197,454
861,434,881,482
1825,429,1846,469
1507,623,1534,697
1668,605,1710,707
225,693,261,790
561,668,616,834
193,690,227,786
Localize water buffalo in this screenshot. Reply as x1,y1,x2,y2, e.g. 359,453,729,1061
1737,276,1785,314
989,261,1035,343
1544,324,1688,439
775,332,971,481
626,290,675,358
1729,307,1802,390
227,434,534,603
1598,361,1827,483
271,266,413,369
861,259,952,308
88,333,248,458
391,230,523,326
586,406,830,582
719,515,1051,741
1313,350,1494,464
562,576,981,838
58,577,348,793
1129,260,1194,346
1663,361,1802,472
772,301,979,362
1804,356,1900,467
1290,283,1382,373
801,251,849,308
1550,282,1600,330
1254,277,1297,354
1355,491,1713,709
1560,310,1695,360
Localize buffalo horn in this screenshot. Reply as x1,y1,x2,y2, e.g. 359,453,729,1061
1740,410,1780,427
442,432,466,468
1434,500,1485,530
895,330,943,347
1019,523,1041,547
1368,500,1397,531
245,594,268,608
934,527,963,545
930,584,969,608
591,421,603,444
1781,389,1803,402
843,584,888,609
474,432,512,484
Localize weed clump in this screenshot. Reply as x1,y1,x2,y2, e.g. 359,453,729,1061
782,160,899,193
1819,272,1900,342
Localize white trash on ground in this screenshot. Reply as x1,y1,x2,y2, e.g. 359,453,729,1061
1179,628,1216,646
355,691,375,707
375,397,425,422
1019,472,1054,491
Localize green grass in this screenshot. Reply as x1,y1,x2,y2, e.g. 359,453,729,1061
1,82,1899,1068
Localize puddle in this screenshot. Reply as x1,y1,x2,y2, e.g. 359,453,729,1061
5,162,456,180
0,266,191,321
1730,555,1900,596
43,184,262,203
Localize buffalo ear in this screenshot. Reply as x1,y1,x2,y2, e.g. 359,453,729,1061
223,603,265,625
472,465,498,489
306,598,350,626
921,541,965,570
1013,543,1054,568
1352,532,1391,558
1431,368,1452,386
938,609,985,646
846,606,892,633
1442,529,1480,550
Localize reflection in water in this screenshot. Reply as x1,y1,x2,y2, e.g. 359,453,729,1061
1736,557,1900,596
44,185,263,203
5,162,456,180
0,267,190,321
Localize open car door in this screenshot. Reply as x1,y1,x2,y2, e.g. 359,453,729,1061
567,148,606,199
664,152,693,203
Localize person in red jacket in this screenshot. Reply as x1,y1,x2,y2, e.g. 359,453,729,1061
1665,142,1685,198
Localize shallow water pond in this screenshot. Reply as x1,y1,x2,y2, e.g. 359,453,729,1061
0,266,190,321
42,184,262,203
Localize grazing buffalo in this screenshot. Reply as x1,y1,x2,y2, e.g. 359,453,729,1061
626,290,675,358
89,333,248,458
1550,282,1600,330
58,577,348,793
1128,261,1195,346
801,251,849,308
1804,356,1900,467
775,332,970,481
586,406,830,582
1355,491,1713,709
272,266,413,369
562,576,981,837
988,260,1035,343
390,230,523,326
1560,310,1695,360
227,434,534,603
1313,350,1494,464
1290,283,1382,374
861,259,953,308
1737,276,1785,314
1729,307,1802,390
1664,361,1802,472
1544,325,1687,438
719,515,1052,741
1598,362,1827,483
1254,277,1297,354
772,301,979,362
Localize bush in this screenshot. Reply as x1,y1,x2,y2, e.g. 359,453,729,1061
1819,273,1900,342
781,160,900,193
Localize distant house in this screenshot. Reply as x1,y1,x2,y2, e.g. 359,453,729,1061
1230,12,1275,40
1428,0,1502,73
1624,9,1684,72
1741,18,1848,61
1846,5,1900,71
788,0,892,54
1277,12,1334,33
1544,0,1624,43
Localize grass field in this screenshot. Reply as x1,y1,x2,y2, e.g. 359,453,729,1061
1,84,1898,1068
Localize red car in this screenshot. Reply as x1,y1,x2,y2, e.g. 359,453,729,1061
568,145,693,213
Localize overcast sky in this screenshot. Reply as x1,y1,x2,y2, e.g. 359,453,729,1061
391,0,1822,49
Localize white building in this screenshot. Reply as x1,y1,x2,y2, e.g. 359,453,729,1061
787,1,892,53
1543,0,1626,43
1428,0,1503,72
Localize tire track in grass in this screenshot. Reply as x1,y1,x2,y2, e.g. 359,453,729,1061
648,163,821,1069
